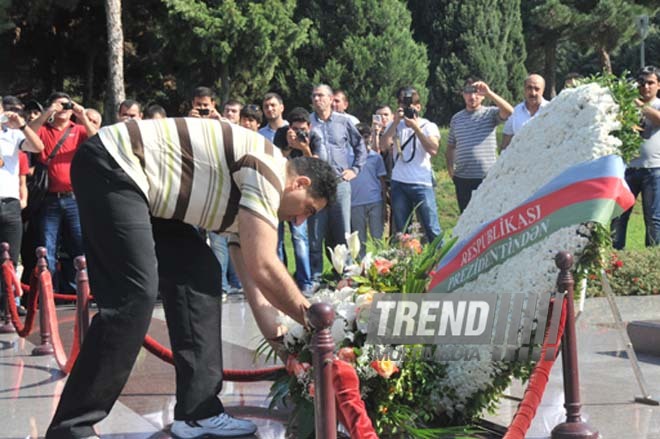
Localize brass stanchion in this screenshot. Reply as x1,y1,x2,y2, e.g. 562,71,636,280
308,302,337,439
32,247,54,356
551,252,599,439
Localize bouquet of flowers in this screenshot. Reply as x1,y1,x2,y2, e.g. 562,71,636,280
270,230,530,438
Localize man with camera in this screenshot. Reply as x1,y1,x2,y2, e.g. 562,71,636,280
273,107,326,295
117,99,143,122
446,78,513,213
28,92,97,287
380,86,442,243
188,86,222,120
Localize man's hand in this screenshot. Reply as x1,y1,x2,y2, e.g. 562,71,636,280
3,111,26,130
342,168,357,181
472,81,493,97
189,107,222,120
403,113,420,130
286,128,312,156
71,102,86,120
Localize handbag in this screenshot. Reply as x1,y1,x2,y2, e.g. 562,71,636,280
22,126,72,220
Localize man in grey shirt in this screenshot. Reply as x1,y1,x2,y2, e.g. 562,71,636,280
309,84,366,280
613,65,660,248
446,78,513,212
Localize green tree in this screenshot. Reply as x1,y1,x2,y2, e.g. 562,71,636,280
409,0,527,125
286,0,429,120
160,0,311,104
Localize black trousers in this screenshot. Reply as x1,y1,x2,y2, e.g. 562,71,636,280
47,137,225,439
0,197,22,309
452,175,484,213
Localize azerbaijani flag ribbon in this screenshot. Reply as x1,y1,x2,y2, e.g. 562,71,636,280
428,155,635,293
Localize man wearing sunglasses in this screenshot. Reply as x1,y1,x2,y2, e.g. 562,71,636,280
612,65,660,249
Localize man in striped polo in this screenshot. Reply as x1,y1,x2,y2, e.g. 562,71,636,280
446,78,513,213
46,118,337,439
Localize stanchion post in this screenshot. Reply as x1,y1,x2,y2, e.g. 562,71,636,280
551,252,599,439
74,256,90,343
0,243,17,334
32,247,54,356
308,302,337,439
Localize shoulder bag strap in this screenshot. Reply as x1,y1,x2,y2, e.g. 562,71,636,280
46,125,73,164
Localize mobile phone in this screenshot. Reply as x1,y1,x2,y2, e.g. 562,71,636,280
372,114,382,124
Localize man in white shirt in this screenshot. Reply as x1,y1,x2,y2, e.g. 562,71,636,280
500,74,548,150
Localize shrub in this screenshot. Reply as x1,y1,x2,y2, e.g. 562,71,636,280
587,247,660,296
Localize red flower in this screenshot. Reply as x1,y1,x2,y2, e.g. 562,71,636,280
373,258,394,275
632,277,640,284
337,347,357,363
370,359,399,379
308,383,315,398
286,355,310,378
403,238,423,254
613,260,624,269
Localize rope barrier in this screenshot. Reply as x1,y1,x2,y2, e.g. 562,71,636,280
1,260,39,337
503,296,568,439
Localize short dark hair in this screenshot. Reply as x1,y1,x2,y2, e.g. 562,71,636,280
25,100,43,113
263,92,283,105
287,107,311,124
288,157,338,205
47,92,71,106
240,104,263,124
396,86,420,105
118,99,141,113
638,65,659,83
145,104,167,119
2,95,23,111
223,99,243,110
193,86,216,100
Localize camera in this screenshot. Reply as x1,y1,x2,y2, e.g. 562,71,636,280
198,108,210,116
372,114,382,125
295,129,309,142
401,89,418,119
62,101,73,110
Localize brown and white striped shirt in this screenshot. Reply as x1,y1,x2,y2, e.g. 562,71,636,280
97,118,286,236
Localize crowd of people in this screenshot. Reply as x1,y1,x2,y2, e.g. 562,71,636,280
0,66,658,439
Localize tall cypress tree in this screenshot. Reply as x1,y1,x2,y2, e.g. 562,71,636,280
284,0,429,120
409,0,527,124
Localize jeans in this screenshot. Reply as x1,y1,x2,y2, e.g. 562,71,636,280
308,180,351,280
452,176,483,213
208,232,242,289
391,180,441,243
38,193,84,288
277,220,312,290
612,167,660,249
0,198,22,309
351,201,384,259
47,137,225,439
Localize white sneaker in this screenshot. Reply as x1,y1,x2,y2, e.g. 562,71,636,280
171,412,257,438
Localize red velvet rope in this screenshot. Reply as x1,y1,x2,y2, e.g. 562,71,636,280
2,261,39,336
20,282,93,302
142,335,285,381
38,268,81,374
503,296,569,439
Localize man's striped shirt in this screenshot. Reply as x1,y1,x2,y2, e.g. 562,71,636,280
448,106,503,179
97,118,286,235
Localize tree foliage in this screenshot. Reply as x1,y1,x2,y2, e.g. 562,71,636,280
409,0,527,125
283,0,429,121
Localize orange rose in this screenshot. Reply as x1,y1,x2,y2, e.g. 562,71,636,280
286,355,310,378
403,238,422,254
373,258,394,275
370,359,399,379
337,347,357,363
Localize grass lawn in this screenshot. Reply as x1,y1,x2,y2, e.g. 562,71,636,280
282,126,645,273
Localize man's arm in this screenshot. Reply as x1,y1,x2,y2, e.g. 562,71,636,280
637,99,660,126
473,81,513,120
445,143,456,178
72,103,98,137
236,208,310,325
4,112,44,153
344,120,367,181
406,117,439,156
500,134,513,151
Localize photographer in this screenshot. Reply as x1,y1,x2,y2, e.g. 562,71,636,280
28,92,96,289
187,86,222,120
380,86,442,243
273,107,326,295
